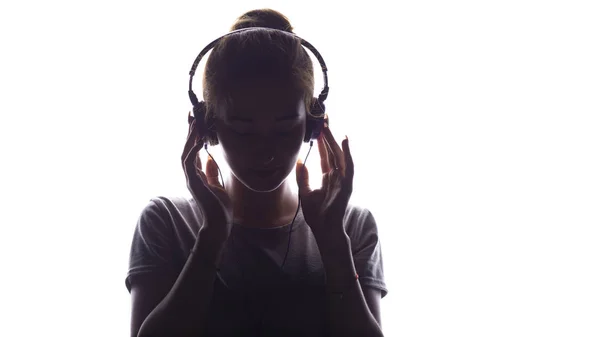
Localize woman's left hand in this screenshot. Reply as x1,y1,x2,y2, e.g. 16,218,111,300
296,121,354,242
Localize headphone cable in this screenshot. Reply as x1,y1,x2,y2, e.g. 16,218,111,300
204,141,314,336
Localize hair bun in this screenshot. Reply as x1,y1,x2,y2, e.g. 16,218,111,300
230,8,294,33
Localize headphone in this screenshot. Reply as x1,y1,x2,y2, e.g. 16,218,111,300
187,27,329,146
186,27,330,335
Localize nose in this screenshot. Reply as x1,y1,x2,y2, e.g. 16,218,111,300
248,128,279,147
262,156,275,165
255,123,277,138
251,144,278,167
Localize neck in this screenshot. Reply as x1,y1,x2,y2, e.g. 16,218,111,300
225,173,299,228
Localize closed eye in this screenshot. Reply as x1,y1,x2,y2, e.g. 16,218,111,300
232,129,293,137
231,122,296,135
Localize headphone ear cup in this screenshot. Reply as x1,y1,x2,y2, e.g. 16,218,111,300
205,117,219,146
193,101,219,146
310,97,326,117
304,98,326,143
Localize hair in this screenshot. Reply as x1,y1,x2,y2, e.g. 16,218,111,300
202,9,315,121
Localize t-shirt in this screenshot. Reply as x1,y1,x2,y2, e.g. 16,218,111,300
126,196,387,337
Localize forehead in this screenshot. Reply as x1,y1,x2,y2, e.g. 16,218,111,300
218,80,304,121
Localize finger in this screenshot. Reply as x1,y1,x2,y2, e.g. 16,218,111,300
342,136,354,188
206,156,222,188
317,133,331,173
322,169,331,192
187,112,197,138
321,126,337,170
322,123,346,174
296,159,311,195
188,110,194,126
184,141,207,185
195,160,208,183
323,172,339,208
182,120,198,166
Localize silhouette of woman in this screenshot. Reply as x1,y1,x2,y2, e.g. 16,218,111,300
126,8,387,337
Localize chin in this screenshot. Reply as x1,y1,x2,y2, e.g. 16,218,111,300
237,167,290,193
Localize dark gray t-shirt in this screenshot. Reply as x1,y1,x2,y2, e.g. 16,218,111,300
126,196,387,337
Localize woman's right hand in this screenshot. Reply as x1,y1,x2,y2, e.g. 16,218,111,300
182,114,233,243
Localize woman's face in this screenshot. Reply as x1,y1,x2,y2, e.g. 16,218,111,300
214,81,307,192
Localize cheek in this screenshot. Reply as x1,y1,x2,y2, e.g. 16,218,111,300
217,131,246,161
219,123,305,144
282,124,305,140
219,126,305,162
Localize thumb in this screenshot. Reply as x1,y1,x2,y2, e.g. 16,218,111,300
296,159,310,195
206,156,222,187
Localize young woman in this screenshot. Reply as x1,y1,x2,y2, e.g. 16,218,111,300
126,9,387,337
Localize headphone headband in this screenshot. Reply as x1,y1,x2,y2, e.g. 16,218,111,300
188,27,329,109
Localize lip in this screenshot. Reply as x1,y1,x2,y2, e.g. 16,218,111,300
252,165,283,172
250,166,283,177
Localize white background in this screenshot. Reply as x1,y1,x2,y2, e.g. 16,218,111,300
1,0,599,336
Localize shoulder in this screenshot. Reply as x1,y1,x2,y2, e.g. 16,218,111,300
134,195,204,248
342,204,388,297
145,195,198,215
138,196,201,225
127,195,202,289
342,204,382,253
342,203,379,238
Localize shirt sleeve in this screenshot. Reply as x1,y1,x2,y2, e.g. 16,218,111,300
348,207,388,298
125,199,176,293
